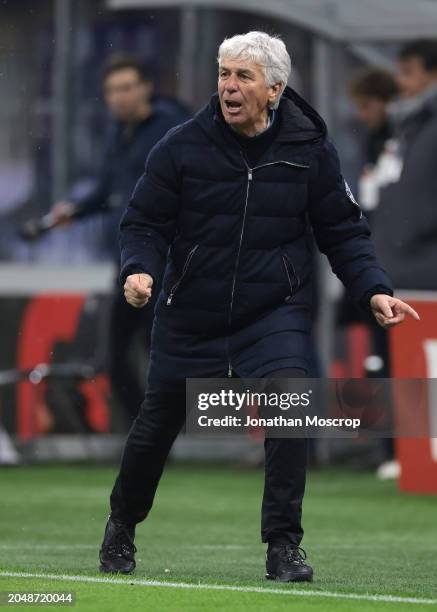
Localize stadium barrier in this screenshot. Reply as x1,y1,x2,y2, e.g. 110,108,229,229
390,291,437,494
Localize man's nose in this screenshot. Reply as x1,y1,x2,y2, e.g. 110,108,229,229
225,75,239,92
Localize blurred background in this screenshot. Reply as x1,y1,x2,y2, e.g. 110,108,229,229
1,0,437,495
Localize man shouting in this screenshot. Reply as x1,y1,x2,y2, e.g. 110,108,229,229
99,31,419,582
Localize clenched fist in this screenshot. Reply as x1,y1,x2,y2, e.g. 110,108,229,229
124,273,153,308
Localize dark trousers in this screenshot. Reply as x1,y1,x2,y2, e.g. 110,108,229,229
108,281,156,422
110,367,308,546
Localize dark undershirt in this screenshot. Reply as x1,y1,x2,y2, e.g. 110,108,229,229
222,108,281,167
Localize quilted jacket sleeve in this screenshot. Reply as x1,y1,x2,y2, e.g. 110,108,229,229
307,139,393,310
118,136,180,286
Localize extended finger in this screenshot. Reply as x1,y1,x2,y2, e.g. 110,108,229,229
401,303,420,320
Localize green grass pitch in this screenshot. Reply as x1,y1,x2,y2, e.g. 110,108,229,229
0,463,436,611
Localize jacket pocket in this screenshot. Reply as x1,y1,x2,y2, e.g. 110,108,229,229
280,250,300,304
166,244,199,306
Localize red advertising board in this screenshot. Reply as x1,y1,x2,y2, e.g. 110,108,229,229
389,295,437,494
11,294,111,438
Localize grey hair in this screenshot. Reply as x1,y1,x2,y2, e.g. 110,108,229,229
217,31,291,109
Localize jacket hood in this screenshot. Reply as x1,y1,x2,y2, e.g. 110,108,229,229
194,85,326,145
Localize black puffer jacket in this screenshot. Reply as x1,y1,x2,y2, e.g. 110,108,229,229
119,86,392,379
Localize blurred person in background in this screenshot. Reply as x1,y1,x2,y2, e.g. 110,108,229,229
343,68,400,480
98,31,419,581
49,54,190,424
373,39,437,292
349,68,399,169
339,68,399,322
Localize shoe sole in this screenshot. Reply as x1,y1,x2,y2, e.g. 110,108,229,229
266,572,313,583
99,564,135,575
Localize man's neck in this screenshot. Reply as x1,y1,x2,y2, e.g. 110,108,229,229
231,109,272,137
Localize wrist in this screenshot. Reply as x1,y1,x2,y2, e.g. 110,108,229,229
120,266,154,287
359,286,393,315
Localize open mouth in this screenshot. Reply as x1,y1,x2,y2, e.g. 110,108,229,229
224,99,243,112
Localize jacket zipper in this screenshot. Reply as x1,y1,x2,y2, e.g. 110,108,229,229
226,157,309,377
227,165,252,378
166,244,199,306
229,165,252,320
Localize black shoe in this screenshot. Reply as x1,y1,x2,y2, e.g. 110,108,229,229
266,544,313,582
99,517,137,574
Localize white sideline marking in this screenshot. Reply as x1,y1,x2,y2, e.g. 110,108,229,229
0,571,436,606
0,545,96,550
1,542,428,551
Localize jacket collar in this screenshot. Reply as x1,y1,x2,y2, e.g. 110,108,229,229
194,85,326,147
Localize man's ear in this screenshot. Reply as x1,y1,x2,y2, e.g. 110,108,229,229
268,82,283,106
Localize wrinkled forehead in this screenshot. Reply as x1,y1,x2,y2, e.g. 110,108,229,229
218,56,265,76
